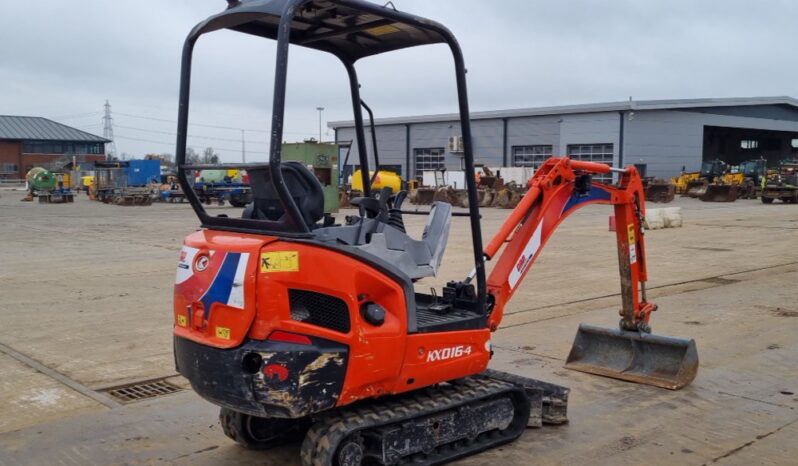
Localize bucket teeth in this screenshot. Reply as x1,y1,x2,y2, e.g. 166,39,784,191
564,324,699,390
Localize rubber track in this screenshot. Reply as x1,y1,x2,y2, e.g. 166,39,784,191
300,377,529,466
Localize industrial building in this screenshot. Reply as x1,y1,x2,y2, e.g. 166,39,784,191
330,96,798,181
0,115,109,180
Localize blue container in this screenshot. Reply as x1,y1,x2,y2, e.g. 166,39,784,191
125,160,160,186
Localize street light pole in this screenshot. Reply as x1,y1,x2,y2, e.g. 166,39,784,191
316,106,324,142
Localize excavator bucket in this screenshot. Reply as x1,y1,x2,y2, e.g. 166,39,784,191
564,324,698,390
700,184,739,202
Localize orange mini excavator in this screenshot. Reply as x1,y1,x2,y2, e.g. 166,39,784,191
172,1,698,464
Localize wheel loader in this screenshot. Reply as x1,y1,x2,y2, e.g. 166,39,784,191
684,159,743,202
171,1,698,464
671,170,699,195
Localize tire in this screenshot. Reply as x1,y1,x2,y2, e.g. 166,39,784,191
761,197,774,204
229,197,248,208
219,408,310,450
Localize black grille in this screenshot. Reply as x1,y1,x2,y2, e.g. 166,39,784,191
102,379,182,403
289,289,350,333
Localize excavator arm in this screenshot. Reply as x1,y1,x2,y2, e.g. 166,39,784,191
481,157,698,390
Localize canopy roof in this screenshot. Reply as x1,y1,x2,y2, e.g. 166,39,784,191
192,0,449,61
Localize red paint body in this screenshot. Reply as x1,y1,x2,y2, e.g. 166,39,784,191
174,157,654,408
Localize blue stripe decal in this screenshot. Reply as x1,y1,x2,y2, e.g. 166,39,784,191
562,186,612,215
200,252,241,319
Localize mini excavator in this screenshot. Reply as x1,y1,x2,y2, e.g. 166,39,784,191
172,1,699,464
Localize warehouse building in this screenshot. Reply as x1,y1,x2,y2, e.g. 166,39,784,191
0,115,109,180
330,96,798,182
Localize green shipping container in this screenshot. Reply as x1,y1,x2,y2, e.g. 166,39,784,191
281,141,339,213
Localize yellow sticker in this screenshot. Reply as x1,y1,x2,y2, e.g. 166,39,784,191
366,24,400,36
627,224,636,245
215,326,231,340
177,315,187,327
260,251,299,273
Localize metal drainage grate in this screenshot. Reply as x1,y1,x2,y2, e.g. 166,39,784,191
102,378,183,403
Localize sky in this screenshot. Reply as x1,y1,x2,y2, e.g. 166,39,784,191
2,0,797,162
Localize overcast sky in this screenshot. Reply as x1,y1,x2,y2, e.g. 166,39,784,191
2,0,797,162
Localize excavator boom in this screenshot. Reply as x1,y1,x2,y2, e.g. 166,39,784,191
483,157,698,389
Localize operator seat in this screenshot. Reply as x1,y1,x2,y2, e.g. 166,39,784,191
313,200,452,280
243,162,324,229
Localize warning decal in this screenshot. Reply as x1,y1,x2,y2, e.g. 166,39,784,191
260,251,299,273
215,326,231,340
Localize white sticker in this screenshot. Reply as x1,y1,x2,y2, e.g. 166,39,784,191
226,253,250,308
175,246,200,284
508,221,543,290
629,244,637,264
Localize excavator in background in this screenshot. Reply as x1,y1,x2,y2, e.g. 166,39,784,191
170,1,698,464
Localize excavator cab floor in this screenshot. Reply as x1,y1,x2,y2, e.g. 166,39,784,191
564,324,698,390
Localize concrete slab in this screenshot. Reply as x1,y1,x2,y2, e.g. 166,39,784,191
0,190,797,465
0,353,102,435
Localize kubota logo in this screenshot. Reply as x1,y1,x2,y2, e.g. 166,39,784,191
516,255,527,272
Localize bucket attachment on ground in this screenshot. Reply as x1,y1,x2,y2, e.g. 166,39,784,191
685,180,707,197
564,324,698,390
411,187,436,205
700,184,739,202
644,182,676,203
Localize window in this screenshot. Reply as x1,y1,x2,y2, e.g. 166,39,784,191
21,140,103,154
0,163,17,174
512,145,552,168
792,139,798,150
740,139,758,150
414,147,445,174
566,143,614,183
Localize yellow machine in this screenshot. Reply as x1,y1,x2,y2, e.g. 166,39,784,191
721,172,744,185
81,175,94,190
351,169,402,193
670,172,700,194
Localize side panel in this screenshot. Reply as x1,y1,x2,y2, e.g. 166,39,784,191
396,329,492,392
173,230,271,349
249,241,410,405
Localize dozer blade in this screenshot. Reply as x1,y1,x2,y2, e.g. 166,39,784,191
564,324,698,390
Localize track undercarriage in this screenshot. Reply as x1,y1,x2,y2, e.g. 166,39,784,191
220,371,569,466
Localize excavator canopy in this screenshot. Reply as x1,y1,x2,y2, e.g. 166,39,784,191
189,0,449,62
